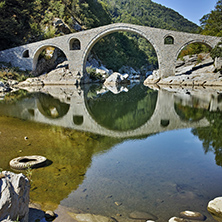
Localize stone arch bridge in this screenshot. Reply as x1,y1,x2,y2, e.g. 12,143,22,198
0,23,220,82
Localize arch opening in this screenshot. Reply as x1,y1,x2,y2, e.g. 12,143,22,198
164,36,174,45
73,115,84,125
33,45,68,76
69,38,81,50
161,119,170,127
175,41,212,75
23,50,29,58
83,28,159,82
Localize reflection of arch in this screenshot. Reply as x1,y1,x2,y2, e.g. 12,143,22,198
161,119,170,127
32,44,67,71
22,50,29,58
37,93,70,119
174,103,206,122
164,36,174,45
85,85,158,132
82,26,160,77
69,38,81,50
175,39,213,64
73,115,83,125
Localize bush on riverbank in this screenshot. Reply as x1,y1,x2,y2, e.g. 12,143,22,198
0,62,31,83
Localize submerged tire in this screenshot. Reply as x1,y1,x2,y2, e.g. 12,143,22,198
9,155,47,170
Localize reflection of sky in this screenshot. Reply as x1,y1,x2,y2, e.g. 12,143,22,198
61,128,222,220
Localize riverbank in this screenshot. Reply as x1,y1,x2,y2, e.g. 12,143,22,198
144,53,222,87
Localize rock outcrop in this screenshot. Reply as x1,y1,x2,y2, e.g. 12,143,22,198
104,72,130,87
215,57,222,71
144,53,222,87
0,171,30,222
53,18,72,34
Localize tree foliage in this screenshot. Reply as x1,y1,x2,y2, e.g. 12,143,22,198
0,0,36,48
101,0,198,32
210,41,222,60
200,0,222,36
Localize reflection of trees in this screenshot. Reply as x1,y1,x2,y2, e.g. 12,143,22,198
0,90,31,104
192,111,222,167
175,101,222,167
86,84,158,131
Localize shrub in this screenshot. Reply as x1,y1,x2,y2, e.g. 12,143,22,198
210,41,222,60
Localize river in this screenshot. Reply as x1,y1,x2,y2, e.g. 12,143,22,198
0,83,222,221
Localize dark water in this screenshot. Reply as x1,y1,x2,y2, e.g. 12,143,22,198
0,83,222,221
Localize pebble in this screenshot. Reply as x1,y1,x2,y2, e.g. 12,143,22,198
129,211,158,220
24,136,28,140
169,217,190,222
45,210,56,221
114,202,122,206
180,210,205,220
106,195,113,198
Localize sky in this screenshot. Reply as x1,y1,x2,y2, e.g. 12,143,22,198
153,0,218,25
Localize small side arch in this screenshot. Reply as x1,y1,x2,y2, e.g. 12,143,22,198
174,39,213,67
164,35,174,45
22,50,30,58
73,115,84,125
69,38,81,50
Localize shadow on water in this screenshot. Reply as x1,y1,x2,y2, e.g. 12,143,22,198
0,84,222,220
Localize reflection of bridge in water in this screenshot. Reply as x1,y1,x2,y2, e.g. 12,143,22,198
1,86,218,138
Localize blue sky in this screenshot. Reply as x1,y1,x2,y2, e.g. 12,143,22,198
153,0,218,25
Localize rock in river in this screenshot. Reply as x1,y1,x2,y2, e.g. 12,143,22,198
129,210,157,220
180,210,205,220
208,196,222,218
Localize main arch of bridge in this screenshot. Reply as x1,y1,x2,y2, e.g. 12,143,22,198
0,23,220,81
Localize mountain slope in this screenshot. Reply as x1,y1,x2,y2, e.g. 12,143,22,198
100,0,198,32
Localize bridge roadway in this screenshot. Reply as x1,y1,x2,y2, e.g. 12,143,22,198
0,87,213,138
0,23,220,83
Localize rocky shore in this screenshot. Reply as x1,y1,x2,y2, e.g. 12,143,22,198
1,171,222,222
144,53,222,87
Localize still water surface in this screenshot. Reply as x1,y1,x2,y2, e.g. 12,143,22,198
0,83,222,221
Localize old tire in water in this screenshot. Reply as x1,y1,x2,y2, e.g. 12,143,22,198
9,155,47,170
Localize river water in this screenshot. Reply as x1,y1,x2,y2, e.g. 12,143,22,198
0,83,222,221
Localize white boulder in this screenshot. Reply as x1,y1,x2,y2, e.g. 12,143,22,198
104,72,129,86
215,57,222,71
208,196,222,218
0,171,30,222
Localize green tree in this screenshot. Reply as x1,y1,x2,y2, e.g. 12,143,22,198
0,0,36,49
200,0,222,36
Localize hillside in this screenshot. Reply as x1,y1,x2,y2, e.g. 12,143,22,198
101,0,198,33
